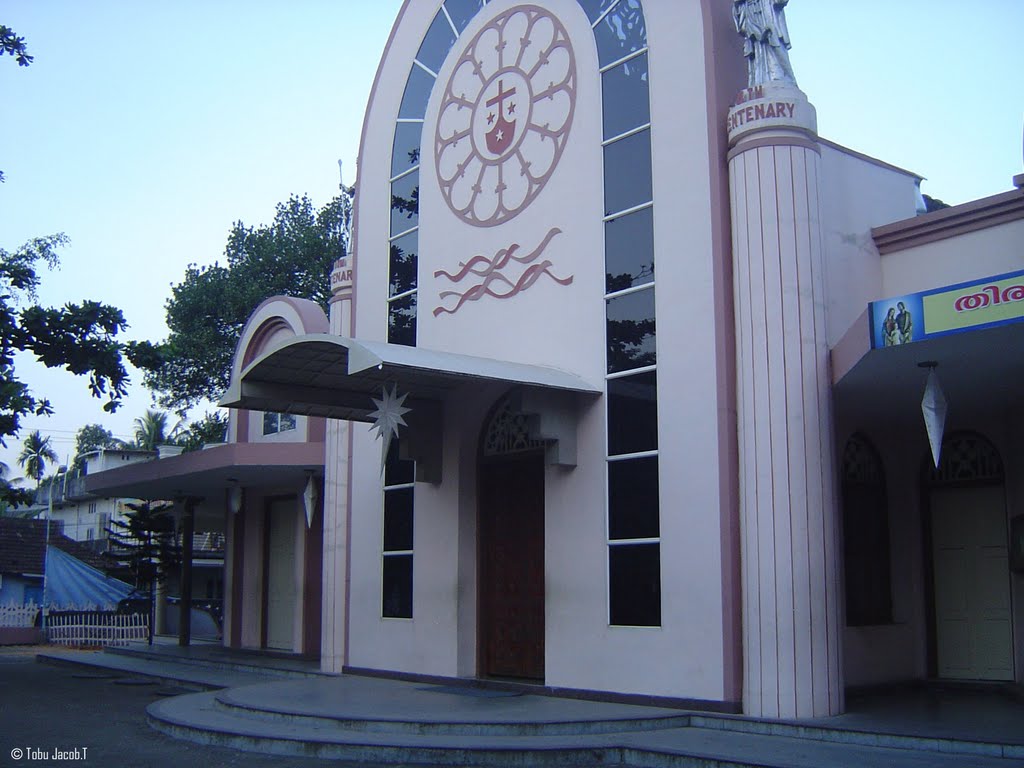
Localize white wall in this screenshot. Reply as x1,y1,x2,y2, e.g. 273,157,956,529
881,219,1024,299
346,0,741,703
818,143,919,346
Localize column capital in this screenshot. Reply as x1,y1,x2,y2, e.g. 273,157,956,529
727,83,817,148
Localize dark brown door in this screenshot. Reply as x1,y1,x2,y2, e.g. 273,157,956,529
479,454,545,681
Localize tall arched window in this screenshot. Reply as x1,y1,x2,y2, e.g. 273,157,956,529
841,433,892,626
389,0,659,626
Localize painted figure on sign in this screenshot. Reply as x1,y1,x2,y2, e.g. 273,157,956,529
882,307,898,347
896,301,913,344
733,0,797,87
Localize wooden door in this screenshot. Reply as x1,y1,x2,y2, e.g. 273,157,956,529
479,455,545,681
931,486,1013,680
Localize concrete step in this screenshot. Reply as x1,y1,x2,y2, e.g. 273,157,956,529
212,687,692,737
148,691,1024,767
689,712,1024,761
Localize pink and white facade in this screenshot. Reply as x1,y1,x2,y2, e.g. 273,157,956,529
215,0,1023,719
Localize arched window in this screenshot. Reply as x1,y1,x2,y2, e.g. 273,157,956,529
841,433,892,626
389,0,659,626
930,432,1004,486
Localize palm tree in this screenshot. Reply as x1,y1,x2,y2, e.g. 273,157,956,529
132,409,184,451
17,430,59,487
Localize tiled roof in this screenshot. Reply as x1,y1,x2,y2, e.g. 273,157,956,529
0,518,109,575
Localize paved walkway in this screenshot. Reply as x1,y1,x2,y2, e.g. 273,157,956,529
35,643,1024,767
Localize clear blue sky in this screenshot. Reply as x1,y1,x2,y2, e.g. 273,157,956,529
1,1,1021,474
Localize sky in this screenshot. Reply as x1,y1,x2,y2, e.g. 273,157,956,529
1,0,1021,476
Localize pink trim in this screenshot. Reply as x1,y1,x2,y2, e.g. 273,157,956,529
872,187,1024,254
235,296,330,369
701,0,746,704
236,410,249,444
307,416,326,443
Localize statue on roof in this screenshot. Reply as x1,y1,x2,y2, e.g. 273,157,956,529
733,0,797,88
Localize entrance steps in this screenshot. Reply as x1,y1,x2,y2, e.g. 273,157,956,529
146,676,1024,767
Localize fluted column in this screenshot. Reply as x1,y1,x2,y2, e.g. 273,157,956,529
728,84,843,718
321,255,354,673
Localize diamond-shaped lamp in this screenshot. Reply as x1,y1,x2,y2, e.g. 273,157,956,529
920,365,947,468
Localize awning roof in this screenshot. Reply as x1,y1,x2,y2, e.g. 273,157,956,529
219,334,602,421
831,313,1024,428
84,441,325,501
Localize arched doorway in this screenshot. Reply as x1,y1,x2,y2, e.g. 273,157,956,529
926,432,1013,680
477,397,546,682
841,434,892,627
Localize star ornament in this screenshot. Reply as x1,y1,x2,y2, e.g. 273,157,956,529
368,385,412,476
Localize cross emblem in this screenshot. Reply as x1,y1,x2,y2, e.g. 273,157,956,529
486,80,517,120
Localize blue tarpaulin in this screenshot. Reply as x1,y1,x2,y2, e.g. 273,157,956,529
44,545,133,609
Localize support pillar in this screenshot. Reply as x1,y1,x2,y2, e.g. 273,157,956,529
321,246,355,673
727,83,843,718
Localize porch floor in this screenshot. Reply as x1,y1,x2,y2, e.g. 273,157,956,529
36,643,1024,766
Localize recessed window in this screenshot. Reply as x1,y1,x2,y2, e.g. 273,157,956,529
607,371,658,456
606,287,656,374
605,206,654,293
594,0,647,67
416,11,457,73
384,489,414,552
389,231,419,298
399,65,436,120
263,412,296,436
444,0,487,32
608,456,659,540
576,0,622,24
602,52,649,139
383,440,415,619
609,542,661,626
391,170,420,235
392,121,423,178
599,0,658,629
604,129,652,215
387,293,417,347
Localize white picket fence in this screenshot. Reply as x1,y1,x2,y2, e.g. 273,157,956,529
0,602,39,628
47,610,148,647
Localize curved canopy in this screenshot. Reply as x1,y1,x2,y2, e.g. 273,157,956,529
219,334,601,422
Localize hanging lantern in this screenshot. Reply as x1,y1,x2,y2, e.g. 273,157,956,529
302,472,318,528
920,363,947,468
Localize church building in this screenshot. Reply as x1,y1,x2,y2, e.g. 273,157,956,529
93,0,1024,720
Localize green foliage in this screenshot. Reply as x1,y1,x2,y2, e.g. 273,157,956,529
0,24,32,67
17,429,58,486
131,409,173,451
177,412,227,452
132,192,351,412
1,23,33,184
71,424,121,470
1,235,132,505
922,194,951,213
104,501,180,591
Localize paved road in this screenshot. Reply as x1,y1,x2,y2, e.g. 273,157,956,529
0,649,341,768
